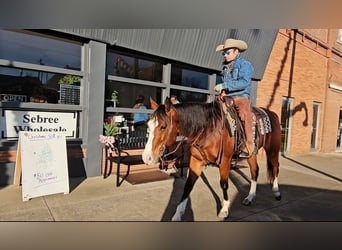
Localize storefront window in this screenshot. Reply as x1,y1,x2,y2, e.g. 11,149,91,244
0,30,81,70
170,89,207,103
106,51,162,82
105,80,161,109
0,67,80,104
337,29,342,44
105,80,160,133
171,66,209,90
0,30,82,105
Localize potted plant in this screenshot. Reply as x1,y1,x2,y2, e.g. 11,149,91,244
111,90,119,108
99,119,121,152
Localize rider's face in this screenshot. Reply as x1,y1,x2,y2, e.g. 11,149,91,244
222,48,239,62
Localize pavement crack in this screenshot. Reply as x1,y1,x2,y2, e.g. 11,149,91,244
43,197,56,221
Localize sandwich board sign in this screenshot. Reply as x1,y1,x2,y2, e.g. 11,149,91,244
14,131,69,201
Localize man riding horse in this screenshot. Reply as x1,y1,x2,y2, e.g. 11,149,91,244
214,38,256,158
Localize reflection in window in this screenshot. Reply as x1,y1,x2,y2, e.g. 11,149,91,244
171,66,209,90
106,51,162,82
0,30,81,70
105,80,161,108
170,89,207,103
0,67,80,104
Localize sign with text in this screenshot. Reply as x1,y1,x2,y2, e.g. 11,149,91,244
0,110,77,139
15,131,69,201
0,94,27,102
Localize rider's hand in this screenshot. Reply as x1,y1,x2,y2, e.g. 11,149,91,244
214,83,224,93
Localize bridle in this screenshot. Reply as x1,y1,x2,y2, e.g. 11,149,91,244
157,106,186,169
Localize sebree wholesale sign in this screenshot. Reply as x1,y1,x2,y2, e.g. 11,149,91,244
0,110,77,139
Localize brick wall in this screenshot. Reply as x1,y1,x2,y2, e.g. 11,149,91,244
257,29,342,155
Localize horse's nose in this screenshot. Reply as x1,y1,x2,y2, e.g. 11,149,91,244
142,153,153,165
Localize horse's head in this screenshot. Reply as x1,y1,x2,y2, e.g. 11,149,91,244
142,97,179,165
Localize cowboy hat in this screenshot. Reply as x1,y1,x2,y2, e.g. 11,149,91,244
215,38,248,52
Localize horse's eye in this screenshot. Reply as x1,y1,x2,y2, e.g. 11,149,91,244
160,125,167,130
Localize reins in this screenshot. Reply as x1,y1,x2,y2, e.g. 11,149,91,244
192,101,226,166
159,136,186,168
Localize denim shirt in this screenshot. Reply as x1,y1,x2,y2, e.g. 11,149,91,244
220,54,254,98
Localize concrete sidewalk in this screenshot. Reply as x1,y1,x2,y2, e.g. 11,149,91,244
0,152,341,221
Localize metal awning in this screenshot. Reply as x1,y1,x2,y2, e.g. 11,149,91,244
56,29,278,80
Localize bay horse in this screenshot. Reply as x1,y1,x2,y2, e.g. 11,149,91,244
142,97,281,221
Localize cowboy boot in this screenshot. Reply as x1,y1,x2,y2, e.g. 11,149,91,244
239,115,256,158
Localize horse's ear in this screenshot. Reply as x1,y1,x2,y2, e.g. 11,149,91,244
164,97,172,112
150,97,159,110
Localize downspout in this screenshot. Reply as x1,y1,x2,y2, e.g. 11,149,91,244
320,29,332,152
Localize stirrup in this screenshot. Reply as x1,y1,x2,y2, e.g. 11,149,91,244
238,143,253,158
238,150,250,159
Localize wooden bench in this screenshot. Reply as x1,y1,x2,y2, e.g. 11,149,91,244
103,130,148,187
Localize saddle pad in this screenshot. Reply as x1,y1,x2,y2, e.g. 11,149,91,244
253,107,272,135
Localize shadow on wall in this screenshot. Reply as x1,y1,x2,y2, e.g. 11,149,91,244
291,101,309,127
267,30,297,110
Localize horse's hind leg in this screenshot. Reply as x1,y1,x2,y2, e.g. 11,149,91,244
243,154,259,205
172,169,199,221
266,151,281,201
266,111,282,201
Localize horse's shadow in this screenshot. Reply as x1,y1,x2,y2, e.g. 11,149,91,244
160,162,342,221
160,168,193,221
160,165,244,221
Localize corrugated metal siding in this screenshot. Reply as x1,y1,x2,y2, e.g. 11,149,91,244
56,29,278,80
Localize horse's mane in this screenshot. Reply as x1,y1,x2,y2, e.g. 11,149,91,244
152,101,223,139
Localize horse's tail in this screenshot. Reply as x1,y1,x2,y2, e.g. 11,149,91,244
263,109,281,184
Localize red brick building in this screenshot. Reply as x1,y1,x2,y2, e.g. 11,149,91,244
257,29,342,155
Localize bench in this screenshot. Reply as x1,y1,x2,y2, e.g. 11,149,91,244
103,130,148,187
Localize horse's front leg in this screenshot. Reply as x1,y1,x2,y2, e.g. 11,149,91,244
218,155,232,219
243,154,259,205
218,177,230,219
172,169,199,221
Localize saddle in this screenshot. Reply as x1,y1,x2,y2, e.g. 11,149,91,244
221,96,272,156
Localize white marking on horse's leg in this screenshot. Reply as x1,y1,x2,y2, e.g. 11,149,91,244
243,180,257,205
171,198,188,221
272,177,281,198
218,199,230,219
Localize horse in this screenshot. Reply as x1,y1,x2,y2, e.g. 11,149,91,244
142,97,282,221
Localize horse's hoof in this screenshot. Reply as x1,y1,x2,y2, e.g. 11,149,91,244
171,214,182,221
242,198,252,206
218,210,229,219
275,195,282,201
